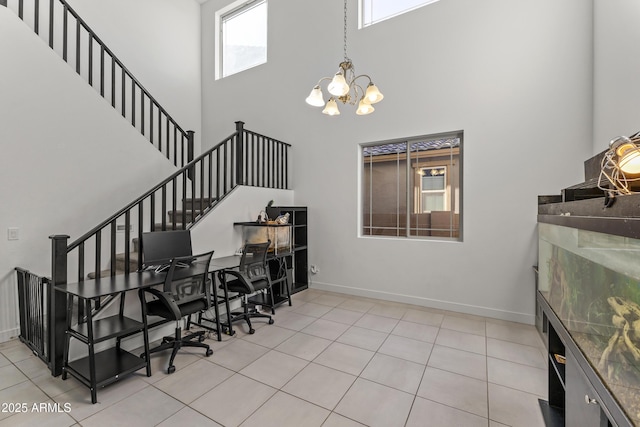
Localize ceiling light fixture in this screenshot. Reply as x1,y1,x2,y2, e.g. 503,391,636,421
305,0,384,116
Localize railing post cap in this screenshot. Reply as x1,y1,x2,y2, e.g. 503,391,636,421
49,235,70,240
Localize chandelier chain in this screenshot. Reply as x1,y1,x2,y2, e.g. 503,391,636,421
343,0,350,63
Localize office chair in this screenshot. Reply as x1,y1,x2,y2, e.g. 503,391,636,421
219,241,275,334
139,251,214,374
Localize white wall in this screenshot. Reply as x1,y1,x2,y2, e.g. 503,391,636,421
593,0,640,153
201,0,595,323
0,8,181,341
63,0,203,152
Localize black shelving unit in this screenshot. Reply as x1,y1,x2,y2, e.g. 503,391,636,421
269,206,308,294
62,293,150,404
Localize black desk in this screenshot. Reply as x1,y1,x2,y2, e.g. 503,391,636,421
53,259,240,403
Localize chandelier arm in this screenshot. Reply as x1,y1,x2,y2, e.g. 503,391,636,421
315,76,334,87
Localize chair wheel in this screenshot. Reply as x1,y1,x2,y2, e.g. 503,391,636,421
167,365,176,374
140,353,146,359
249,328,255,334
198,335,205,342
268,318,274,325
206,348,213,357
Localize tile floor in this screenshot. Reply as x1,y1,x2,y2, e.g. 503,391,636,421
0,289,548,427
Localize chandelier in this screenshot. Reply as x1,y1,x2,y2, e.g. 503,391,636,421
305,0,384,116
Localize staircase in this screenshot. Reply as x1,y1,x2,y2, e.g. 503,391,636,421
1,0,194,168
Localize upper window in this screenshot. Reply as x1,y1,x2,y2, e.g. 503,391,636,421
216,0,267,79
361,132,462,240
360,0,441,27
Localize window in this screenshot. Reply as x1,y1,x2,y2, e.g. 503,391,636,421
216,0,267,79
361,132,462,240
360,0,441,27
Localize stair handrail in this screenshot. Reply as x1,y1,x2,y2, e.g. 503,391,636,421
1,0,195,167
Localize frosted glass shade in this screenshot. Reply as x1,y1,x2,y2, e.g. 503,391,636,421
364,83,384,104
356,100,374,115
328,72,349,96
322,99,340,116
305,86,325,107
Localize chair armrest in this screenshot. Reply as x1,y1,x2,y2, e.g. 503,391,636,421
221,270,256,293
142,287,182,319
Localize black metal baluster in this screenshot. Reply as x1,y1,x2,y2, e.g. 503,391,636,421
158,107,162,155
173,125,177,167
150,102,154,146
18,0,23,19
223,141,228,194
199,159,204,217
207,153,213,206
124,211,130,274
161,185,167,230
75,18,80,74
284,145,289,189
110,221,116,276
216,148,221,201
181,172,187,230
261,136,266,187
111,56,115,108
141,93,145,136
88,34,93,85
94,230,101,283
137,201,144,270
48,0,53,48
131,81,136,127
99,45,104,96
121,67,126,117
78,242,84,282
62,4,67,61
34,0,40,34
252,133,257,186
150,193,155,231
172,178,177,231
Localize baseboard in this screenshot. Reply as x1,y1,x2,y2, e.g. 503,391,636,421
0,327,20,344
311,281,535,325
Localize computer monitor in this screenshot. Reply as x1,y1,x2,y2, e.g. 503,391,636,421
141,230,193,272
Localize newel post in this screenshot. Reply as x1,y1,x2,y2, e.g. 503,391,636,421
49,235,69,376
186,130,195,179
235,121,245,186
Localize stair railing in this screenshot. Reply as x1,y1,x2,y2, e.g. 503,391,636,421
1,0,194,167
46,121,290,375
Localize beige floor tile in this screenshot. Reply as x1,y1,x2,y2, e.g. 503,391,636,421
354,314,399,334
273,312,317,331
360,353,425,394
282,362,356,410
0,364,28,392
487,337,546,369
301,318,351,341
293,302,333,317
190,374,276,427
406,397,487,427
427,345,487,381
336,326,388,351
367,303,408,320
487,357,547,398
402,309,444,326
0,353,11,368
334,378,414,427
435,328,486,355
0,381,51,422
240,325,296,348
321,308,365,325
156,407,222,426
441,315,486,336
53,376,149,421
240,391,330,427
31,370,83,399
274,332,332,361
1,344,37,364
240,349,308,388
418,367,488,418
154,359,233,404
486,321,544,348
391,320,439,343
207,338,269,371
378,335,433,365
488,383,546,427
321,412,367,427
337,299,375,313
80,386,183,427
313,342,375,376
312,294,348,307
14,356,51,379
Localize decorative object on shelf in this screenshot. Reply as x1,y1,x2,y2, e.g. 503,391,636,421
304,0,383,116
275,212,290,224
257,210,268,223
598,132,640,197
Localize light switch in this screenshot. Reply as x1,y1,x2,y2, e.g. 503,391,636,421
7,228,19,240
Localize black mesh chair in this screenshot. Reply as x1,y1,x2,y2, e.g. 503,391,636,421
140,251,214,374
219,241,275,334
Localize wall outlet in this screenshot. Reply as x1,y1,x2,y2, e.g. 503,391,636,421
7,227,19,241
310,265,319,274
